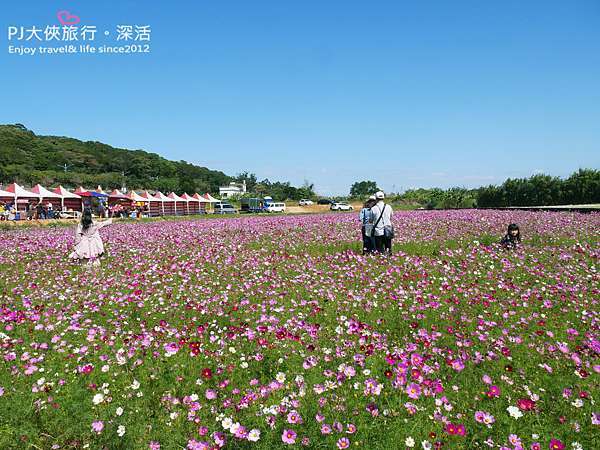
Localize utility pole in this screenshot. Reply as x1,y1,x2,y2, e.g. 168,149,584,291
121,171,128,193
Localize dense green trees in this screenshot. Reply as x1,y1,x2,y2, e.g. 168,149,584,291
476,169,599,207
352,169,599,209
349,180,379,198
0,124,312,198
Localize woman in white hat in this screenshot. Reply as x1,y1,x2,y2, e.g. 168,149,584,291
370,191,394,254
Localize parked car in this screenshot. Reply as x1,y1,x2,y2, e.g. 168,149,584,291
266,202,286,213
330,202,353,211
317,198,333,205
214,202,238,214
298,199,314,206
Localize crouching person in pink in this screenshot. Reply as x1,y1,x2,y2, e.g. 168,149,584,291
69,208,113,267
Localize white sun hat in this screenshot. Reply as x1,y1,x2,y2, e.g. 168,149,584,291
375,191,385,199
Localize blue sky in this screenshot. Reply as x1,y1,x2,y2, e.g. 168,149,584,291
1,1,599,195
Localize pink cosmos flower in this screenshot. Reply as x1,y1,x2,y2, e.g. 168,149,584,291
474,411,485,423
549,439,565,450
164,342,179,355
282,429,297,445
205,389,217,400
487,385,500,397
287,410,303,424
406,383,421,399
337,437,350,449
321,423,332,434
91,420,104,434
148,442,160,450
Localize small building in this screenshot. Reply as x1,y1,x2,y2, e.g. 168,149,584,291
219,180,246,198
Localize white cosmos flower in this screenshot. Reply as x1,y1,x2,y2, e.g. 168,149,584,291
507,405,523,419
248,428,261,442
92,393,104,405
276,372,286,383
117,425,125,437
405,437,415,447
221,417,233,430
116,406,123,416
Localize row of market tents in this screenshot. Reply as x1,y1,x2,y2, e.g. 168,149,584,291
0,183,222,217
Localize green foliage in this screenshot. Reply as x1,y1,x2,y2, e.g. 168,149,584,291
349,180,379,198
0,124,312,197
249,178,315,201
477,169,600,207
394,170,600,209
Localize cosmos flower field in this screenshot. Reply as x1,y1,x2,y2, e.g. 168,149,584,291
0,211,598,450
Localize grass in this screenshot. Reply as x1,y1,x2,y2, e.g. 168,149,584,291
0,211,598,449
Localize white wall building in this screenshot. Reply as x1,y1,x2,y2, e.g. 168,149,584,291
219,181,246,198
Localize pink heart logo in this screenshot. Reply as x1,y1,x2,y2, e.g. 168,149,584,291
57,10,80,26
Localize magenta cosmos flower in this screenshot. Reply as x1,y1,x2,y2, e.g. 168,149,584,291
337,437,351,449
406,383,421,399
282,429,297,445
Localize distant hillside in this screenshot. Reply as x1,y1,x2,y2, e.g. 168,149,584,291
0,123,232,194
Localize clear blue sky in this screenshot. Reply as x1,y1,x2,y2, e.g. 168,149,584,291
1,0,599,195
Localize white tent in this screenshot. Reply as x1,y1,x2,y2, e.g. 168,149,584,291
167,192,187,215
192,193,209,203
30,184,61,214
4,183,39,200
153,191,173,202
53,185,81,198
128,191,147,202
30,184,62,199
203,193,220,203
181,193,199,214
0,188,14,197
152,191,174,215
53,185,82,210
139,191,161,201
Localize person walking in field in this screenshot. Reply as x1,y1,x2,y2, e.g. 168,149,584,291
359,195,377,254
69,208,113,267
370,191,394,254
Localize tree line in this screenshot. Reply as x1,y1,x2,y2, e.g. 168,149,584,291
0,124,314,200
350,169,600,208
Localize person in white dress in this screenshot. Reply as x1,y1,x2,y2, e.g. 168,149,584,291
69,208,113,266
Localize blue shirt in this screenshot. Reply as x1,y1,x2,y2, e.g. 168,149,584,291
359,207,373,225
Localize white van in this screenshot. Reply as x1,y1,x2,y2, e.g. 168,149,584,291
266,202,286,213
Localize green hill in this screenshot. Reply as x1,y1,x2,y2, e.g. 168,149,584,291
0,123,236,194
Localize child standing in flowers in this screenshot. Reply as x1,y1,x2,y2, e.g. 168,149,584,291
500,223,521,249
69,208,113,266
